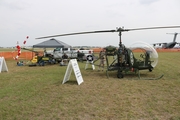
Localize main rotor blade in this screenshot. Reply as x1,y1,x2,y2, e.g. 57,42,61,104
166,33,180,34
36,30,116,39
128,26,180,31
36,25,180,39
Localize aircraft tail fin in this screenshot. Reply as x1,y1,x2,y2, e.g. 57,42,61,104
167,33,180,42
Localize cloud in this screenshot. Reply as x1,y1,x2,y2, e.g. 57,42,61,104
139,0,159,5
0,0,28,10
0,0,180,47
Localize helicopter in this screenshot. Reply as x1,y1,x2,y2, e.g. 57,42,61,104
153,32,180,48
36,26,180,79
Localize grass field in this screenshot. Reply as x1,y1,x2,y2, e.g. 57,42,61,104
0,52,180,120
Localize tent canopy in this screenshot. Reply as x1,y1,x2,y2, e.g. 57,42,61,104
33,38,71,48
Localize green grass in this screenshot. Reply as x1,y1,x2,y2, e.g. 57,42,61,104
0,52,180,120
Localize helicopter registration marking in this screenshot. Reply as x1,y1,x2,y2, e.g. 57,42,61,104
130,52,134,66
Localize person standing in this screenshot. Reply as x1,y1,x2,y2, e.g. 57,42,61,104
61,53,68,65
98,49,106,71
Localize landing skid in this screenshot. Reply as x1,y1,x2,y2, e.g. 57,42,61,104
106,69,164,80
137,70,164,80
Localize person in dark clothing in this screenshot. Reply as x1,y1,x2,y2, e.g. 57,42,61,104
61,53,68,65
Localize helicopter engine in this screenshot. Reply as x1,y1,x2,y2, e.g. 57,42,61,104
117,44,126,64
115,44,132,78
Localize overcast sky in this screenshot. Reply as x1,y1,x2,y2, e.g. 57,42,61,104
1,0,180,47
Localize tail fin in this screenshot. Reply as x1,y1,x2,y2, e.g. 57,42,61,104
167,33,179,42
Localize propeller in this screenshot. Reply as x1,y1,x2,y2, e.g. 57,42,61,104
36,25,180,39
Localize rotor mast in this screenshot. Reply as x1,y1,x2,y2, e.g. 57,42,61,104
117,27,128,47
119,31,122,47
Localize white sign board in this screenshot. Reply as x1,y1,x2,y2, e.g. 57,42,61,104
85,55,95,70
62,59,83,85
85,61,95,70
0,57,8,73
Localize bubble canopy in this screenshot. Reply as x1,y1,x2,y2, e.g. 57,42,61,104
129,41,158,68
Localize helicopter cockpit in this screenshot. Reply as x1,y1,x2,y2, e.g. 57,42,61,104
129,41,158,68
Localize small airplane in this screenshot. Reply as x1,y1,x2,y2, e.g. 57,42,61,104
153,32,180,48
